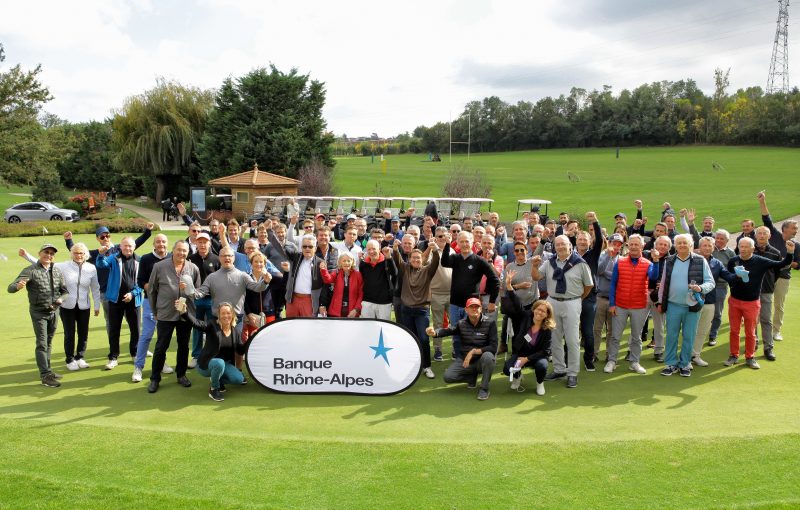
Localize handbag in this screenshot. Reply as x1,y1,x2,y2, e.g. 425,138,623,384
255,291,267,328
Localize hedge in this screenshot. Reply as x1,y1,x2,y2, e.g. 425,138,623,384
0,218,156,238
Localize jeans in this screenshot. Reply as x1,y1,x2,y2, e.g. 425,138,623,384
448,305,467,354
400,305,431,368
709,283,728,340
503,355,548,384
443,352,495,391
580,293,596,364
150,320,191,382
134,299,156,370
197,358,244,389
60,306,89,363
664,303,701,369
192,297,213,359
107,299,140,360
31,310,57,377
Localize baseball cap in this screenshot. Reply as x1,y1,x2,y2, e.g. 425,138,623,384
39,243,58,254
391,216,400,222
609,233,625,244
346,214,357,220
465,297,482,308
196,232,211,241
614,212,627,219
95,226,110,236
315,213,326,220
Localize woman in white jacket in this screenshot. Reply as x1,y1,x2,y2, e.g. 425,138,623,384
57,243,101,370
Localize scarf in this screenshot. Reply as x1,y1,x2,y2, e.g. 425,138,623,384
549,251,586,294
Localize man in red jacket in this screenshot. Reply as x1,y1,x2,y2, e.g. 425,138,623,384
604,235,654,375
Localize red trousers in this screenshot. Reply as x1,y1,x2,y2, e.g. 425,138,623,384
286,294,313,318
728,296,760,359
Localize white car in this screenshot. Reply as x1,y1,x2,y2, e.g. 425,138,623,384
4,202,80,223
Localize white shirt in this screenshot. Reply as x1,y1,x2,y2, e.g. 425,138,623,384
55,261,101,310
332,241,363,270
294,257,313,294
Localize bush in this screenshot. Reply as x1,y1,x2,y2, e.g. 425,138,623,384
62,201,84,213
0,218,156,238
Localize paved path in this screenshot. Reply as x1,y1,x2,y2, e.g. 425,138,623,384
117,202,186,231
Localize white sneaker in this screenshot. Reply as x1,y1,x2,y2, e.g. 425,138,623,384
104,359,118,370
147,350,153,357
187,358,198,369
510,375,522,390
132,367,143,383
603,360,616,373
629,362,646,374
161,363,174,374
423,367,435,379
691,356,709,367
536,382,545,395
66,360,79,371
774,332,783,341
77,359,90,369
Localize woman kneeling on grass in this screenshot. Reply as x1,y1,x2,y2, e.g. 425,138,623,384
501,269,554,395
177,300,246,402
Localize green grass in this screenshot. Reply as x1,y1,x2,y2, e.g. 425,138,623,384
333,146,800,231
2,233,800,508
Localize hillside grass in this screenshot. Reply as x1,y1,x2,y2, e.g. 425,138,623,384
333,146,800,231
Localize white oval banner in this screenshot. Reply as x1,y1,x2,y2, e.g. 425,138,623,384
246,318,422,395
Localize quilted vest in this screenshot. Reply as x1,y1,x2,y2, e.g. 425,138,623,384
615,256,651,309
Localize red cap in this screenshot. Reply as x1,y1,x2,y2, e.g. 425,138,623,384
465,297,482,308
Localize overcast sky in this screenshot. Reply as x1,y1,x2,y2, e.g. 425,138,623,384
1,0,794,137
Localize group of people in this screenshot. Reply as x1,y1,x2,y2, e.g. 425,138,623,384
9,192,798,402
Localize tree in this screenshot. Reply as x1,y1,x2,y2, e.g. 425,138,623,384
297,159,336,196
0,43,54,184
198,65,335,183
440,163,492,198
111,79,214,203
57,120,116,191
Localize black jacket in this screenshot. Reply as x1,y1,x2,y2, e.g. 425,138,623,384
433,315,498,359
502,291,551,362
183,312,246,370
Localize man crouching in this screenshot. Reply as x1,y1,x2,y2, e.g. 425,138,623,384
427,297,497,400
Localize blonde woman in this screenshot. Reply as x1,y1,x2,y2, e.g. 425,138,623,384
178,300,246,402
319,252,363,317
57,243,101,370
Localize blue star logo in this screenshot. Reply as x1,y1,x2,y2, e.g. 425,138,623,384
369,328,393,366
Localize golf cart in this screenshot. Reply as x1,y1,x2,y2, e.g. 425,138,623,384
459,198,494,222
516,199,552,223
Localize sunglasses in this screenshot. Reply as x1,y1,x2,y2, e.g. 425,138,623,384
190,229,200,233
436,235,446,238
304,226,314,229
98,234,110,240
302,245,314,249
514,248,527,253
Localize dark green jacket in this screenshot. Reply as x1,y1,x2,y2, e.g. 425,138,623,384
8,262,68,313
